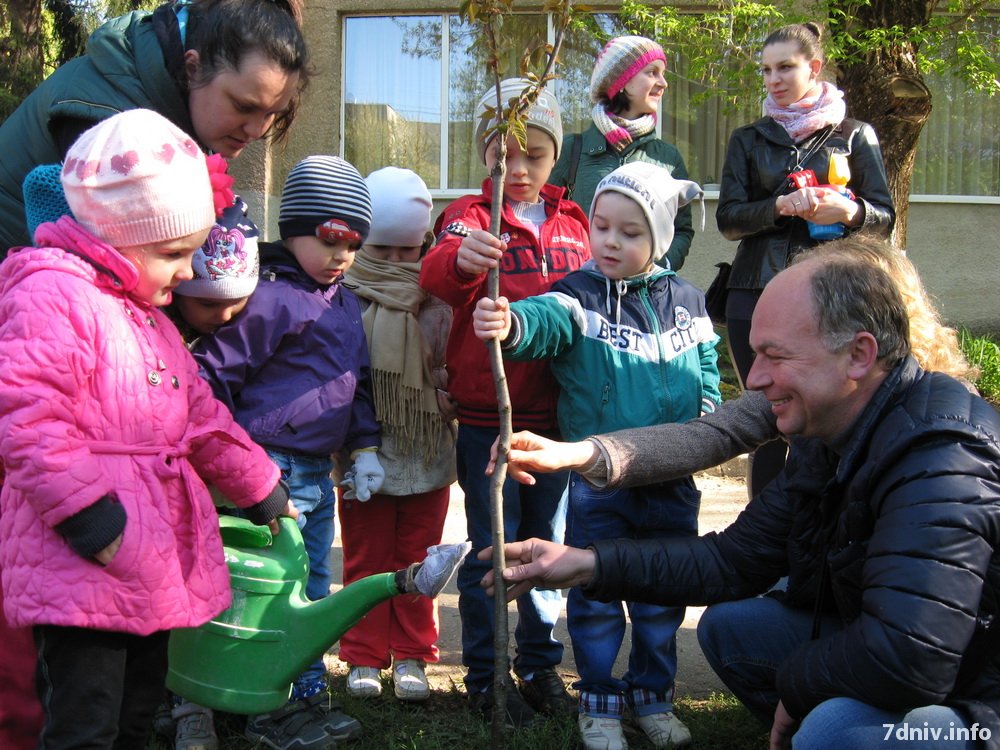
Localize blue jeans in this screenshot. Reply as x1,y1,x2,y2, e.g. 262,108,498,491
794,698,979,749
268,450,336,691
566,475,699,716
696,596,979,748
455,424,568,691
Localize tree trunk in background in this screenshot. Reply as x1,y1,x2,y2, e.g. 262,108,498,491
1,0,44,120
834,0,934,248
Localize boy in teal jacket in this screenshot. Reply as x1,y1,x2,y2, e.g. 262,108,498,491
474,162,718,750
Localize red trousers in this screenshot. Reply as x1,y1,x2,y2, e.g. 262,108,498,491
0,576,44,749
337,486,451,668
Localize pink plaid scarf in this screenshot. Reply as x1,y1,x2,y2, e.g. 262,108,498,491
764,81,846,142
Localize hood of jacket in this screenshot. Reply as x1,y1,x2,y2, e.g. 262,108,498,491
3,216,144,301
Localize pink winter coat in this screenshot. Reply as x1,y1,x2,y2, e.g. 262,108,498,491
0,217,281,634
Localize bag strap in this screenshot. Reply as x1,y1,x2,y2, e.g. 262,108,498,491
790,123,836,174
769,124,838,199
565,133,584,200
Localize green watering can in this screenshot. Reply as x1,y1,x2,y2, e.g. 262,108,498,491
166,515,468,714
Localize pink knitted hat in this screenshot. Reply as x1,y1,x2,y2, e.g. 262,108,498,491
590,36,667,103
61,109,215,247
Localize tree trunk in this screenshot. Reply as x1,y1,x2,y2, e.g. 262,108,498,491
1,0,44,120
833,0,934,248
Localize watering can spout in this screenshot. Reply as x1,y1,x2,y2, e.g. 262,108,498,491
166,516,469,714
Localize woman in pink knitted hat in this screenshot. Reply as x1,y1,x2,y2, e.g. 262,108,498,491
550,35,696,272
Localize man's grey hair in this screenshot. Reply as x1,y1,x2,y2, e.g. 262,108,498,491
795,244,910,365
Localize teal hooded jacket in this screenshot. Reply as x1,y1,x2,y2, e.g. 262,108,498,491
503,262,721,442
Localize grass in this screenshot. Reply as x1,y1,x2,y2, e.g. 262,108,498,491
960,328,1000,407
714,327,742,402
149,682,767,749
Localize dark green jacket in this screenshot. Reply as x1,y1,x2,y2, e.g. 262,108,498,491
549,123,695,271
0,9,192,252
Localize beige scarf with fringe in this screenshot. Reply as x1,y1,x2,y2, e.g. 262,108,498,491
345,253,445,466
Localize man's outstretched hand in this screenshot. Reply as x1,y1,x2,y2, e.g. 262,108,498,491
478,539,597,601
486,430,600,485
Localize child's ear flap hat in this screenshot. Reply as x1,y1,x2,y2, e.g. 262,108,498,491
591,162,702,267
60,108,215,247
176,196,260,300
278,155,372,243
590,35,667,104
364,167,432,248
474,77,564,164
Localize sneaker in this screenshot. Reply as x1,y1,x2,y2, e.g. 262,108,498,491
393,659,430,702
635,711,692,748
244,699,337,750
172,701,218,750
517,667,575,716
347,665,383,698
301,691,363,741
579,714,628,750
468,675,537,729
153,699,175,739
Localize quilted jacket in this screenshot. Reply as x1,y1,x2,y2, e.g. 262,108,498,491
585,357,1000,743
0,217,282,634
192,241,380,458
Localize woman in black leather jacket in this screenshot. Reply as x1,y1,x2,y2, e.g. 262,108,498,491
716,22,894,496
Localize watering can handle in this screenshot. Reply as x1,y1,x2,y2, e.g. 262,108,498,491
219,515,275,549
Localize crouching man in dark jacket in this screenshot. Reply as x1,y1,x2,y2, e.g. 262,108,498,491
481,243,1000,750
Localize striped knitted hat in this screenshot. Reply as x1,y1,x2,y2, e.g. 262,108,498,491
590,36,667,103
278,155,372,242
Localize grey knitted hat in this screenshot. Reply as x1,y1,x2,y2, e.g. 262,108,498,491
591,162,702,265
474,78,564,163
278,155,372,242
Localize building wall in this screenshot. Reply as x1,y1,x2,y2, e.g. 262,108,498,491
230,3,1000,334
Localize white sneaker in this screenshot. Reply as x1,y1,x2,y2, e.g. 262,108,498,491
578,713,628,750
392,659,430,702
346,665,382,698
635,711,692,748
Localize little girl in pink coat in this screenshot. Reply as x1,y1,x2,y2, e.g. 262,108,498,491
0,109,294,748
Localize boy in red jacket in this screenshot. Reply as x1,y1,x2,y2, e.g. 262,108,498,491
419,78,590,727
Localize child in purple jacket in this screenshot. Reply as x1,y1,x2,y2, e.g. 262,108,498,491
191,155,383,747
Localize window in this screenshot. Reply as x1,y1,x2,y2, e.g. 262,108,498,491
342,13,998,198
911,15,1000,198
343,14,547,193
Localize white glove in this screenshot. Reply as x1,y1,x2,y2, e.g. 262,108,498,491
412,541,472,597
340,448,385,502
